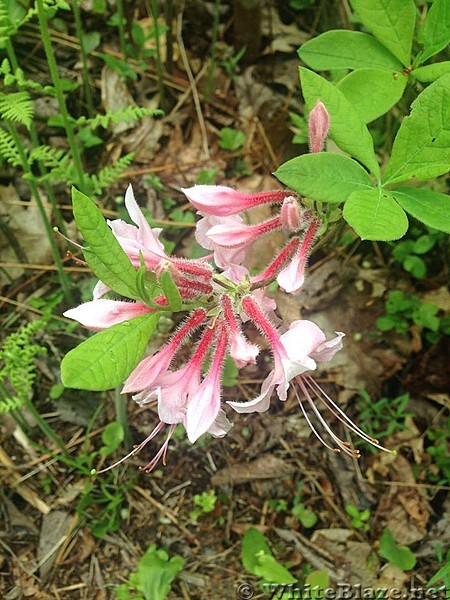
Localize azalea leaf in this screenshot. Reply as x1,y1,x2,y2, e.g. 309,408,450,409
412,62,450,83
61,313,160,390
392,187,450,234
299,68,380,178
72,188,140,299
298,30,403,72
417,0,450,65
274,153,374,204
383,73,450,185
349,0,416,66
337,68,407,123
343,189,408,240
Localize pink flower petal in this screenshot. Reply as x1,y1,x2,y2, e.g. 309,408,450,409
63,300,151,331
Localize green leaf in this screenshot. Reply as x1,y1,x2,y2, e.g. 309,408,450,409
376,316,396,331
392,187,450,234
292,503,318,528
417,0,450,65
61,313,160,390
0,91,33,129
242,528,272,574
101,422,125,455
403,255,426,279
412,62,450,83
349,0,416,66
337,68,407,123
274,153,374,204
299,68,380,177
254,553,297,584
383,73,450,185
159,271,182,311
298,30,403,71
413,234,435,255
343,189,408,240
72,188,140,299
137,545,184,600
219,127,245,151
379,527,417,571
305,570,330,599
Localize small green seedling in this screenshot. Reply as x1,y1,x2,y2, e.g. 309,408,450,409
345,503,370,532
189,489,217,521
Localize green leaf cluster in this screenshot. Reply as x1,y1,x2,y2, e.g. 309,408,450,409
275,71,450,241
275,1,450,242
115,544,184,600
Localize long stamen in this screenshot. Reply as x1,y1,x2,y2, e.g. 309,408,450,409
305,376,393,453
141,423,177,472
95,421,166,474
296,377,360,457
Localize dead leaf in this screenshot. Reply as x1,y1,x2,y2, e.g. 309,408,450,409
38,510,73,580
211,453,294,486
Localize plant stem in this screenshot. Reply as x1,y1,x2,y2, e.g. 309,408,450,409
22,395,71,460
5,122,73,302
72,0,94,117
5,38,67,235
205,0,221,101
114,388,133,448
116,0,127,58
150,0,166,111
36,0,86,192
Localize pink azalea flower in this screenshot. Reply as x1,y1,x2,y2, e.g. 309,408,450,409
123,308,206,393
107,185,168,270
181,185,291,216
185,325,229,442
221,295,259,368
196,214,249,268
63,299,152,331
277,216,320,294
206,215,283,248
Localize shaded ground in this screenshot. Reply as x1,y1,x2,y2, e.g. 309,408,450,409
0,2,449,599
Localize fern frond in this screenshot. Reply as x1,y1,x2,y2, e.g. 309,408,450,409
0,128,22,166
77,106,162,130
0,91,34,129
0,0,36,42
0,394,23,414
89,152,135,196
29,145,67,167
34,154,77,186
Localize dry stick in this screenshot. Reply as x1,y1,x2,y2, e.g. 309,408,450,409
176,10,210,159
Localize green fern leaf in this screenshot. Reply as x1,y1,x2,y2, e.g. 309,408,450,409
0,128,22,166
77,106,162,130
29,145,67,167
0,91,34,129
89,152,135,195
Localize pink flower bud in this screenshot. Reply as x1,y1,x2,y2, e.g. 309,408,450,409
280,196,301,231
308,100,330,154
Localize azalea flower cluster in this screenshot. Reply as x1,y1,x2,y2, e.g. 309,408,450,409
64,101,389,471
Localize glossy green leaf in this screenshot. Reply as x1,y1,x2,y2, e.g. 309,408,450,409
379,527,417,571
299,68,380,178
160,271,182,311
412,62,450,83
417,0,450,65
343,189,408,240
254,553,297,584
61,313,160,390
72,188,139,299
349,0,416,66
383,73,450,185
274,153,373,203
337,68,407,122
298,30,403,71
392,187,450,234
